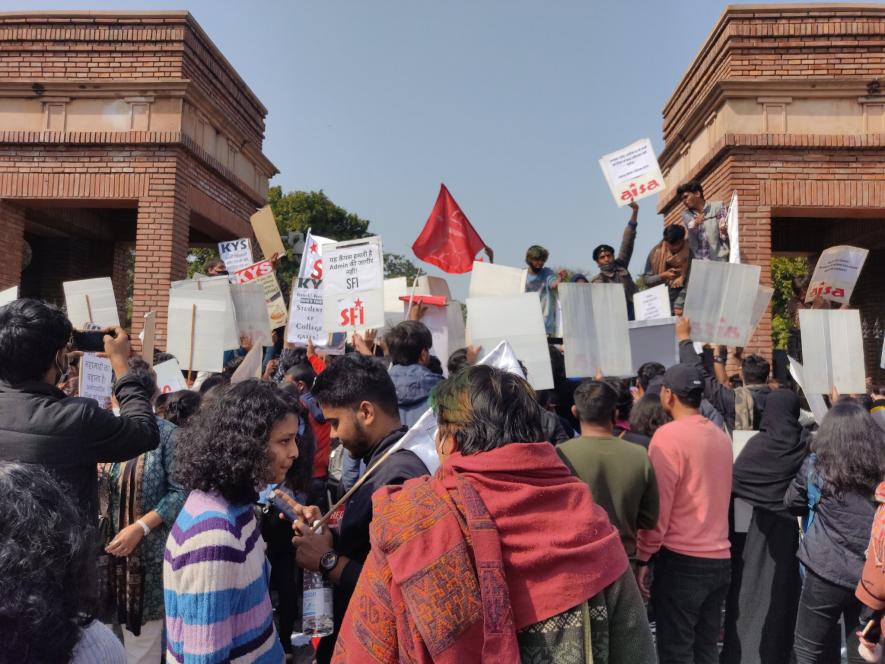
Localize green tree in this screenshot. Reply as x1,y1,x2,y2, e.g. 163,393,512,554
770,256,808,349
383,253,421,285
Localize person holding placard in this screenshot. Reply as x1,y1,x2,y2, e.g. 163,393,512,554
0,299,159,526
591,200,640,318
677,180,729,263
641,224,693,315
384,320,443,427
524,244,568,335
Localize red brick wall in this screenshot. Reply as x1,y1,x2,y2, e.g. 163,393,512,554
0,201,25,290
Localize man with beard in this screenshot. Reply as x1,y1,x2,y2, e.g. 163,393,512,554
524,245,568,336
591,199,639,319
288,354,429,663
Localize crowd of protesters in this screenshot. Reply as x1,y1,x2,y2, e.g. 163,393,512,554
1,180,885,664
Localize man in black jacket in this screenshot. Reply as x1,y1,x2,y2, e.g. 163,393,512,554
288,353,429,664
0,298,160,524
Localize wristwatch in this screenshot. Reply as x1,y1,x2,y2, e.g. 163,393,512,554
319,550,339,579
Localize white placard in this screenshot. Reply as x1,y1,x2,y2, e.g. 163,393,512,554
167,289,232,374
218,238,254,274
230,282,272,346
78,353,113,408
628,318,679,373
466,293,553,390
560,283,633,377
727,191,740,264
799,309,866,394
414,276,452,299
232,260,288,331
419,301,466,377
170,275,239,350
806,245,869,305
732,429,757,462
0,285,18,307
141,312,156,367
468,261,527,299
322,237,385,332
683,260,761,346
383,277,409,312
63,277,120,328
788,356,829,426
748,286,774,337
230,344,263,384
154,358,187,394
598,138,666,207
633,284,671,321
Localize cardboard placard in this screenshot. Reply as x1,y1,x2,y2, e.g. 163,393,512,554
250,205,286,261
598,138,666,207
466,293,553,390
559,283,633,377
233,260,288,331
141,312,156,367
682,260,761,346
788,356,829,426
78,353,114,408
322,237,385,332
170,275,240,350
230,344,264,384
218,238,254,274
63,277,120,328
806,245,869,305
628,318,679,373
468,261,527,299
799,309,866,394
726,191,740,264
166,289,232,374
230,282,272,346
0,285,18,307
633,284,671,321
154,358,187,395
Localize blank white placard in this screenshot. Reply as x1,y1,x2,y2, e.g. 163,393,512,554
167,289,231,374
468,262,527,299
230,282,272,346
799,309,866,394
683,260,760,345
63,277,120,328
466,293,553,390
560,283,632,377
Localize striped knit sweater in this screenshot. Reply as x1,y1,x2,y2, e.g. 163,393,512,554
163,490,284,664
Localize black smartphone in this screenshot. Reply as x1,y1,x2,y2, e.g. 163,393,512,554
71,330,106,353
267,485,299,521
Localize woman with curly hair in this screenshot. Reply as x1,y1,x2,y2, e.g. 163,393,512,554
785,400,885,664
164,379,300,664
0,461,126,663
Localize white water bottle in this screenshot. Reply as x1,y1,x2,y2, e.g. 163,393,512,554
301,524,334,637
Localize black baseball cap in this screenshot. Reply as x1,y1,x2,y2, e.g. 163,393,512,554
662,364,704,398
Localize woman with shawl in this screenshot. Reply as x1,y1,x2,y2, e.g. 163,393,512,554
721,389,807,664
331,365,655,664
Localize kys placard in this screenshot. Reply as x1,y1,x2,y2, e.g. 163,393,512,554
322,237,385,332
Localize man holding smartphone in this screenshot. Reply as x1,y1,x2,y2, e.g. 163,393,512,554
0,298,159,525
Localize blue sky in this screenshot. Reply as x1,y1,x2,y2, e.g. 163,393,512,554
2,0,843,298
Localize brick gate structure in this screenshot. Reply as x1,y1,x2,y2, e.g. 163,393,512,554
0,11,277,349
657,4,885,382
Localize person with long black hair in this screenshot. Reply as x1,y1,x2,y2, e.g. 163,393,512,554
785,400,885,664
722,389,808,664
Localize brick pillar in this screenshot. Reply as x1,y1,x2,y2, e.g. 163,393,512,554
132,170,189,353
0,201,26,290
111,241,134,330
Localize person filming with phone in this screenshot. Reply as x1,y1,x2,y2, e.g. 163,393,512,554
0,298,159,526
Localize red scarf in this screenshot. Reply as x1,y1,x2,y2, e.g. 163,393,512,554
333,442,627,663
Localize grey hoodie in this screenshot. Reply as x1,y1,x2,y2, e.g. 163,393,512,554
388,363,444,427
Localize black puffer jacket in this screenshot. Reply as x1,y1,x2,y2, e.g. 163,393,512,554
0,375,159,524
784,455,876,589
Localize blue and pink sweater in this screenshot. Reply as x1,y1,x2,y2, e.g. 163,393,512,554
163,490,284,663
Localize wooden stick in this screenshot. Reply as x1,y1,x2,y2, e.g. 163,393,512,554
187,303,197,385
314,438,405,530
85,294,94,325
405,268,423,319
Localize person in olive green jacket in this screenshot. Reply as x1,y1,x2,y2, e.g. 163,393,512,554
557,379,659,561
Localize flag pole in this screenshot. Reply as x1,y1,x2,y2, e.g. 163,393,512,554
405,267,423,319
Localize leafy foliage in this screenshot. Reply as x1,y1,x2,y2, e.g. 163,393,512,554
770,256,809,349
383,253,421,285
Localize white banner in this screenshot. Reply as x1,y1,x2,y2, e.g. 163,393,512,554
633,284,671,321
322,237,384,332
78,353,113,408
218,238,254,274
560,283,633,377
682,260,761,346
598,138,666,207
805,245,869,305
63,277,120,329
799,309,866,394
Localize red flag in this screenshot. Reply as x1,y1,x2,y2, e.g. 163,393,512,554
412,184,487,274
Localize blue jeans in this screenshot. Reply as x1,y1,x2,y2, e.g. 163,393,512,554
651,548,731,664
